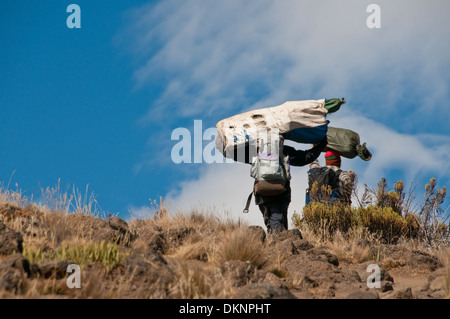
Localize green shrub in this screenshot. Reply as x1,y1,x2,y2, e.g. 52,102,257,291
404,213,421,239
297,202,422,244
355,206,407,244
300,202,355,238
24,241,127,271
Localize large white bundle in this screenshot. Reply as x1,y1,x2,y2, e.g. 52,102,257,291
215,99,329,162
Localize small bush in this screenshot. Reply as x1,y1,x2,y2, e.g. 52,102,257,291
298,202,421,244
404,213,421,239
355,177,448,246
300,201,355,238
356,206,407,244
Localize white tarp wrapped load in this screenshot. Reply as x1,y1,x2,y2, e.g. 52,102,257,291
215,99,335,163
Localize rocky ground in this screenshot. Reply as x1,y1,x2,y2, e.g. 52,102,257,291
0,202,448,299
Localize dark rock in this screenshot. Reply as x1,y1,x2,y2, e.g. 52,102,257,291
0,268,23,293
354,238,370,248
265,234,312,263
0,253,31,276
287,229,303,239
106,215,136,245
108,216,129,234
359,263,394,284
232,283,297,299
130,227,167,254
218,260,258,287
292,239,314,251
38,260,75,279
296,275,319,289
393,287,413,299
165,226,194,247
346,291,379,299
262,272,284,287
349,270,363,283
143,251,167,265
126,255,151,270
381,281,394,292
376,245,442,272
248,226,266,243
380,268,394,282
409,250,441,271
125,253,172,285
0,221,23,255
29,263,41,279
125,255,156,282
281,251,342,290
273,239,299,256
271,228,303,242
148,231,167,253
308,247,339,266
0,254,31,293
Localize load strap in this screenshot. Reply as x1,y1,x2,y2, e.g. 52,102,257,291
243,191,253,214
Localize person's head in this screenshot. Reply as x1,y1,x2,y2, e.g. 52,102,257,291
325,149,341,167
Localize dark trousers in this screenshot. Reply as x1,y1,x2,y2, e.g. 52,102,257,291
258,200,289,233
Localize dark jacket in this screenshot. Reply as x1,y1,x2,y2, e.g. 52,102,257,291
254,138,327,205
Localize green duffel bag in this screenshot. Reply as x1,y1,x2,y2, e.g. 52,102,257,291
325,127,372,161
324,98,346,114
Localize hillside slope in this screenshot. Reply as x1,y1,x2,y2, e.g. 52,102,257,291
0,200,448,299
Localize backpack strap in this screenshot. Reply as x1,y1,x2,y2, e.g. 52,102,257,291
280,154,289,180
243,191,253,214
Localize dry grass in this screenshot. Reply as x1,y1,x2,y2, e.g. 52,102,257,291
0,186,264,298
167,260,214,299
212,227,266,268
434,248,450,298
444,265,450,299
324,231,373,264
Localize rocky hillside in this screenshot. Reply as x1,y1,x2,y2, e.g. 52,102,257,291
0,202,449,299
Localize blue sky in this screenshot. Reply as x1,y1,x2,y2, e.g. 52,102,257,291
1,1,449,226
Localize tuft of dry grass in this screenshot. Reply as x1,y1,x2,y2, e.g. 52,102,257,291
170,240,209,261
167,260,214,299
0,179,30,208
212,227,266,269
324,231,372,264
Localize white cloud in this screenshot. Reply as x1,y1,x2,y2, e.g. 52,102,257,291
122,0,450,129
164,161,316,230
165,162,264,227
128,205,154,220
